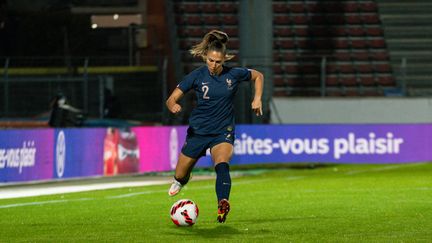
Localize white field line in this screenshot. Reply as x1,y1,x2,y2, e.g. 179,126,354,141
0,178,286,208
2,163,423,200
0,180,171,200
4,182,428,209
0,198,92,209
0,163,428,208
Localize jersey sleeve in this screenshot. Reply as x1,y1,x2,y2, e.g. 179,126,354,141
232,67,252,82
177,71,197,93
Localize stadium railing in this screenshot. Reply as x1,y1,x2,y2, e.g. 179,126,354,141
0,56,167,123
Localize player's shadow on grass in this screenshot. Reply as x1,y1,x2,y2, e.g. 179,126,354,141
235,215,322,224
170,225,241,239
167,216,322,239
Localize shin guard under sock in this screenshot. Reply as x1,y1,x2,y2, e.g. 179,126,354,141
215,162,231,201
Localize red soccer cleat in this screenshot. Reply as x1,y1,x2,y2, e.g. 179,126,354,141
217,199,230,223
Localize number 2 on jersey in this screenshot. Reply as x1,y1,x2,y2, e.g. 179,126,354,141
202,85,210,99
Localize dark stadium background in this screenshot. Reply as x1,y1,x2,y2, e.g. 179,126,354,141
2,0,429,127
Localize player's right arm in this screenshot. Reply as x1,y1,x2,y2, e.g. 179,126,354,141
166,87,184,114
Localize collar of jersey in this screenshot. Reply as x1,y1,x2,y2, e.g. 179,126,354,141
205,65,228,78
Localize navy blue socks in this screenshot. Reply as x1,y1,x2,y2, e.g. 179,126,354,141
215,162,231,202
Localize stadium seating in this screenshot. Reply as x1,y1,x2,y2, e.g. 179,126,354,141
377,0,432,95
272,0,395,96
172,0,395,97
173,1,240,74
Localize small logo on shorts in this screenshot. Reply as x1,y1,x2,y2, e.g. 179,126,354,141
225,133,232,141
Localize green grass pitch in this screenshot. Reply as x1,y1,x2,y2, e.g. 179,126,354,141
0,163,431,242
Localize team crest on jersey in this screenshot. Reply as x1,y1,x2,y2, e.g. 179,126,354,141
226,79,233,89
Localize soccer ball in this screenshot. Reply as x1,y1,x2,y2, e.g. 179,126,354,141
170,199,199,226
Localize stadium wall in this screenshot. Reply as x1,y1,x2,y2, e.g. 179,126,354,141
0,124,431,184
271,97,432,124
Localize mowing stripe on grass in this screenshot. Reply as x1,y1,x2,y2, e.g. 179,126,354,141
107,177,299,199
0,179,273,207
286,176,306,181
345,163,427,175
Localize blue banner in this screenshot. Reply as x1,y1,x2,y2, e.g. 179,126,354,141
53,128,106,179
0,129,54,183
198,124,432,165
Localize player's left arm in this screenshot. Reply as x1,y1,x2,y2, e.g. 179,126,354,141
249,69,264,116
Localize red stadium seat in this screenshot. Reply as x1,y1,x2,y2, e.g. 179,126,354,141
362,90,383,96
177,28,203,37
338,64,356,74
201,3,218,13
176,15,201,25
289,3,306,13
273,3,290,13
346,15,363,24
366,27,383,36
377,76,396,86
359,76,376,86
273,76,286,86
371,52,390,61
202,15,220,25
351,40,368,49
326,76,339,86
356,64,373,73
227,39,240,49
222,15,238,25
362,15,380,24
175,3,201,13
274,39,295,49
334,39,350,49
273,15,291,25
219,3,238,13
347,27,365,36
360,2,378,12
274,28,293,37
375,64,392,73
175,0,395,97
368,39,386,48
273,51,297,62
273,65,284,75
340,77,358,86
294,28,309,36
334,52,351,61
288,15,307,24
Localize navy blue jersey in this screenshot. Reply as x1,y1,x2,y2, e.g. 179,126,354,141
177,65,251,135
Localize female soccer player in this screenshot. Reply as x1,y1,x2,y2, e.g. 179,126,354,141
166,30,264,223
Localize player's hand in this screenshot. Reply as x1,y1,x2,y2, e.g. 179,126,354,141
251,99,263,116
169,104,182,114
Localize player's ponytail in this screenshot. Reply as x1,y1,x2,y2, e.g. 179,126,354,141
190,30,234,61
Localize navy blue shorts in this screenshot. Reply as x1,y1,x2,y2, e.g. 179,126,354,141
181,128,235,159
